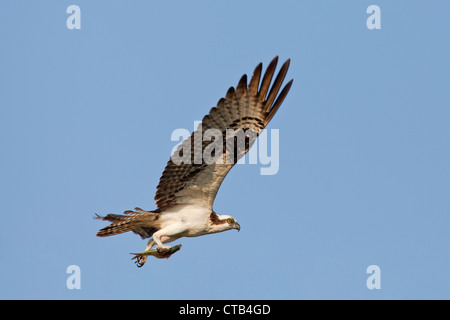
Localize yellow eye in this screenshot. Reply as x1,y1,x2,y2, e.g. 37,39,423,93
227,218,233,224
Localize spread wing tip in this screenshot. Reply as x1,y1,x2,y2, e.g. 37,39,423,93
265,78,293,125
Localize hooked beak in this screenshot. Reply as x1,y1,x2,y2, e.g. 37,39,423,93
234,222,241,232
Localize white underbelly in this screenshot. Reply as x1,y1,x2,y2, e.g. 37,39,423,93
159,205,211,237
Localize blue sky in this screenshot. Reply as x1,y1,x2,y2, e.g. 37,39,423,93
0,1,449,299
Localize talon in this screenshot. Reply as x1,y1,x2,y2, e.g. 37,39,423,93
132,253,147,267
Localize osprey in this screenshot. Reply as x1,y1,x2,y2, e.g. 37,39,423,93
96,57,293,267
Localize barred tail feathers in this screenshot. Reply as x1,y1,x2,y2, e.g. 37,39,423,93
96,208,160,239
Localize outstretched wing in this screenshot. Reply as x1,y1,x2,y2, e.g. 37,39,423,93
155,57,293,211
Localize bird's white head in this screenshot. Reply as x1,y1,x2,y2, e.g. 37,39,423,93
208,212,240,234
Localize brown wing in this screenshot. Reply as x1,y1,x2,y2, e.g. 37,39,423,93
155,57,293,211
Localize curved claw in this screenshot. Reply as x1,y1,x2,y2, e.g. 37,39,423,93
131,253,147,268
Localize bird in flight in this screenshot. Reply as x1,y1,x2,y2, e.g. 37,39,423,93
96,57,293,267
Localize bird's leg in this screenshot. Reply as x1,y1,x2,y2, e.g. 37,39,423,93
151,224,185,252
131,236,173,267
132,239,155,267
153,233,173,253
145,239,156,252
132,226,184,266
